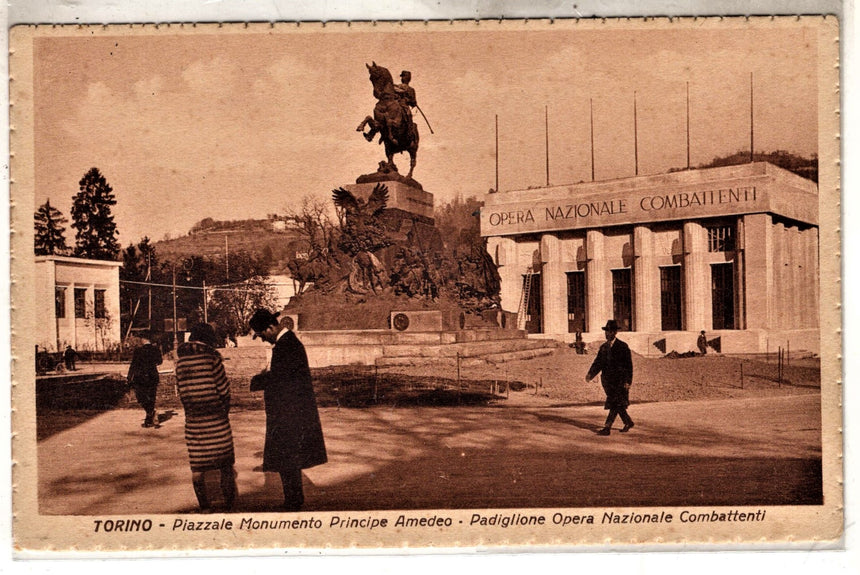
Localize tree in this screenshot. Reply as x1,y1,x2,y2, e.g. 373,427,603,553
34,199,69,255
119,237,158,337
208,275,278,338
282,197,340,295
71,167,120,260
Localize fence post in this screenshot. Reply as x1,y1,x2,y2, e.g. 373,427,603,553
777,347,782,387
456,352,461,404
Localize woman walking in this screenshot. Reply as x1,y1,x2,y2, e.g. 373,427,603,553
175,323,237,512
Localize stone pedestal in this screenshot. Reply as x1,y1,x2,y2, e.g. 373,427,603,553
344,180,435,222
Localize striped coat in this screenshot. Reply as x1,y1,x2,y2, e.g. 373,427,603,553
175,341,235,472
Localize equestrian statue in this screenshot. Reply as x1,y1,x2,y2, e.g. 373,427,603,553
356,63,424,180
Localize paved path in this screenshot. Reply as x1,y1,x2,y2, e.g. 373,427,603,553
37,394,822,515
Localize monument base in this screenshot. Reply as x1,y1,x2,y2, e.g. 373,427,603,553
344,180,434,222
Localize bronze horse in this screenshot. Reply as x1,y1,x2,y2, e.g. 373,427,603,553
356,62,419,178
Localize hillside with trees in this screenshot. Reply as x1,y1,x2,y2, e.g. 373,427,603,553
670,150,817,182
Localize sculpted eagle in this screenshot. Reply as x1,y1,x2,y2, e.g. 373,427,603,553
331,183,389,221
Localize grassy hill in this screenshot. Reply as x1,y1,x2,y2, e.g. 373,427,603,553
153,219,303,275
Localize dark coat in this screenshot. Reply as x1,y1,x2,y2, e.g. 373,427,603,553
586,338,633,410
251,330,327,472
127,343,163,391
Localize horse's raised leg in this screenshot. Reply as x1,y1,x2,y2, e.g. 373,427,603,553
356,116,379,142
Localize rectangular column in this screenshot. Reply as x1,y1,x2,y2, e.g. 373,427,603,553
633,225,659,332
488,236,520,313
742,213,773,329
540,234,567,335
683,221,709,331
773,221,786,330
586,229,609,333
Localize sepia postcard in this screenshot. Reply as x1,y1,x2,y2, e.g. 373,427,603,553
10,16,842,553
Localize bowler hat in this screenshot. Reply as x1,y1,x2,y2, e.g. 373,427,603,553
249,308,280,338
601,319,620,331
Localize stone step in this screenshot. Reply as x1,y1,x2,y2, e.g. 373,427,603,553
483,347,557,364
375,342,560,367
381,338,557,358
297,329,529,347
452,328,528,343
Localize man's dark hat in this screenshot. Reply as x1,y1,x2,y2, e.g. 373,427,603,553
601,319,620,331
400,70,410,77
249,309,280,338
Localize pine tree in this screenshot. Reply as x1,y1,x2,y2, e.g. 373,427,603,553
71,167,120,260
34,199,69,255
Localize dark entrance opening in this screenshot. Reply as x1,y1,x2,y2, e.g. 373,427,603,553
660,265,683,331
611,268,632,331
522,272,542,334
711,262,735,329
566,271,586,333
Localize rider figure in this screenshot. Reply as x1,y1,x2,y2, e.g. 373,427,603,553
394,70,418,142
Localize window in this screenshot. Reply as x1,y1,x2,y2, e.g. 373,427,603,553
660,266,683,331
74,288,87,319
566,272,586,332
611,269,632,331
55,286,66,319
711,263,736,329
94,289,106,319
707,224,735,252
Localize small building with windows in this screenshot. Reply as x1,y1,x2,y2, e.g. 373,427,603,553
481,162,819,355
35,255,123,352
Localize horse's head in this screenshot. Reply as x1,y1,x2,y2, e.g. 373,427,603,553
366,62,395,99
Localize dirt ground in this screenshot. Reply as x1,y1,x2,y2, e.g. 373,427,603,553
37,348,820,440
34,346,823,515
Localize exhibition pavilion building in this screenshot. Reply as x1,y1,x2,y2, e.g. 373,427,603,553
481,162,819,355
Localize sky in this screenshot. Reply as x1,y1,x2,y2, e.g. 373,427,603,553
31,22,819,245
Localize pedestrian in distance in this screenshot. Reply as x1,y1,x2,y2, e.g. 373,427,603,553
249,309,327,511
697,330,708,355
585,319,634,436
63,345,77,371
127,332,163,428
175,322,237,512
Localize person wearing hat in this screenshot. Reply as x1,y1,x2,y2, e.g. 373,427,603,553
127,331,163,428
249,309,327,511
394,70,418,135
697,330,708,355
585,319,634,435
175,322,237,512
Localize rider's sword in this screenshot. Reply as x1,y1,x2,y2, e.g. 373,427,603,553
415,104,434,134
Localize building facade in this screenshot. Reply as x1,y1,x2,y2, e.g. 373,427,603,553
481,163,819,355
35,255,123,352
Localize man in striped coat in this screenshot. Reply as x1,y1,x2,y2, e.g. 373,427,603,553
175,323,237,511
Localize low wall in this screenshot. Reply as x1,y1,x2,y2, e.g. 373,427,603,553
543,329,821,357
221,327,538,372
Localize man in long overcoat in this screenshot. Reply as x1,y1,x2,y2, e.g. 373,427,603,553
127,333,163,428
249,309,327,511
585,319,634,435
